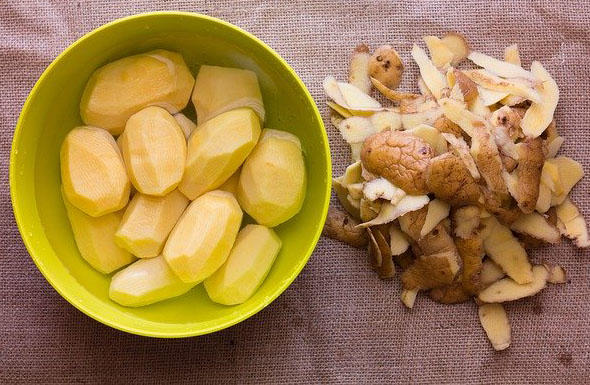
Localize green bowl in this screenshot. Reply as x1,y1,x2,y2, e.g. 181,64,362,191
10,12,331,337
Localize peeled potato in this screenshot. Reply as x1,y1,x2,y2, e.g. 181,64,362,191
163,190,242,283
80,49,194,135
178,108,261,200
237,129,306,227
192,65,264,125
61,126,130,217
115,190,189,258
173,113,197,139
109,255,195,307
63,189,134,274
204,224,282,305
218,169,241,196
119,106,187,196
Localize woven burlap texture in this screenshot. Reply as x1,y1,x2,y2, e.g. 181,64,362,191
1,1,589,384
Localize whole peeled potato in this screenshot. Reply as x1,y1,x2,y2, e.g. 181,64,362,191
237,129,306,227
61,126,130,217
80,49,194,135
118,106,187,197
163,190,243,283
178,108,261,200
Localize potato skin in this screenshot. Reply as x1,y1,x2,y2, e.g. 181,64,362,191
515,137,544,214
401,251,456,290
482,189,522,225
361,131,434,195
323,207,368,248
429,282,471,304
426,152,482,206
456,235,485,295
471,128,509,201
368,45,404,90
433,116,463,138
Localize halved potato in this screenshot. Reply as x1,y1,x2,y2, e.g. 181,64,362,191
80,49,194,135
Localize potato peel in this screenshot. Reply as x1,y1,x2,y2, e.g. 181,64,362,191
478,265,548,303
323,76,383,112
325,35,585,351
463,69,541,103
323,207,368,248
390,224,410,256
468,51,534,80
520,61,559,138
358,195,430,228
441,32,470,66
420,199,450,237
478,303,511,351
349,44,372,94
504,44,521,66
511,212,561,244
411,44,448,100
423,35,454,68
441,133,480,179
556,198,590,248
401,289,418,309
482,216,533,284
439,97,485,137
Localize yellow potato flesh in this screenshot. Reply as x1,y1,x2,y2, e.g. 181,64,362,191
61,126,130,217
204,224,282,305
178,108,261,200
238,129,306,227
115,190,189,258
80,49,194,135
173,113,197,139
163,190,243,283
546,157,584,206
62,189,134,274
192,65,265,125
119,106,187,196
109,255,195,307
218,169,241,196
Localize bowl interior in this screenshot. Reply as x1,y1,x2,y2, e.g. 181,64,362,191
11,13,330,337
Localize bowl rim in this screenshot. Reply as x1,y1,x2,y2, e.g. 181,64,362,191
9,11,331,338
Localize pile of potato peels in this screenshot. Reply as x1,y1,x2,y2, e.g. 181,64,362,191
322,33,588,351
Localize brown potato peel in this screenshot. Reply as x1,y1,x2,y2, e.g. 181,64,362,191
323,207,368,248
361,131,434,194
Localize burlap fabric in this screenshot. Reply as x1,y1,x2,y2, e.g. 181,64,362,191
1,1,589,383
